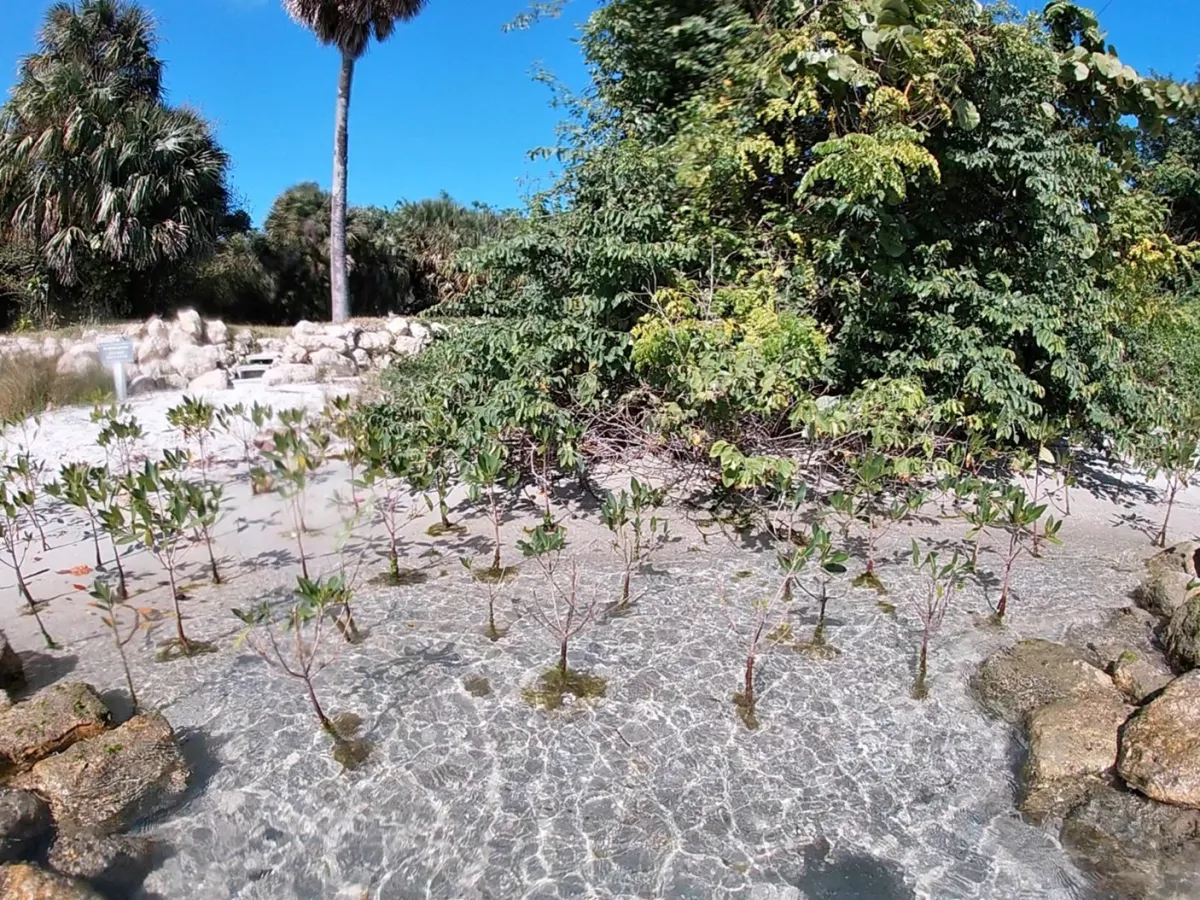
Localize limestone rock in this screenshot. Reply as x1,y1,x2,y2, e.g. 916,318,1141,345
146,316,168,341
1112,650,1175,703
292,332,349,354
0,863,103,899
28,713,189,835
127,375,164,397
1165,596,1200,671
1061,783,1200,899
174,309,203,343
1137,569,1198,620
971,639,1121,724
352,347,371,369
1118,671,1200,808
1019,695,1132,823
204,319,228,345
55,345,100,378
291,320,319,338
135,332,170,365
430,321,450,337
0,683,108,775
262,363,318,387
280,341,308,364
48,832,156,894
1147,542,1200,579
309,347,356,377
1065,606,1162,671
39,338,62,360
168,344,222,381
409,320,431,343
384,316,410,336
0,789,51,862
393,335,424,356
0,632,23,691
356,329,392,353
187,369,231,393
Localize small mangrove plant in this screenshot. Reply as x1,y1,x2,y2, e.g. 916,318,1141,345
0,477,55,647
88,579,141,710
600,477,668,608
907,541,966,699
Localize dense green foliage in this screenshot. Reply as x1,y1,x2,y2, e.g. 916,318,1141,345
378,0,1198,484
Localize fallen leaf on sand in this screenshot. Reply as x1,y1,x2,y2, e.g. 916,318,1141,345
56,564,93,576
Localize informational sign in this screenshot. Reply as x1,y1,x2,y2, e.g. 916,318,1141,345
98,338,135,402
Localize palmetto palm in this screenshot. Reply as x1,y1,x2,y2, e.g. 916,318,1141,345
282,0,428,322
0,0,229,286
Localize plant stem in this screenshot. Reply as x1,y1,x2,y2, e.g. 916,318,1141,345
109,535,128,600
113,630,138,712
743,653,755,714
167,566,190,652
305,673,336,735
1158,477,1179,548
16,566,54,648
558,637,569,677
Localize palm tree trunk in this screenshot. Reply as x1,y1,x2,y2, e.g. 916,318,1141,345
330,51,354,324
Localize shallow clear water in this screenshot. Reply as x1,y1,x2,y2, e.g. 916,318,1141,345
109,535,1135,900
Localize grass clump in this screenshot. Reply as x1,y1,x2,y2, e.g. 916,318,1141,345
0,354,112,421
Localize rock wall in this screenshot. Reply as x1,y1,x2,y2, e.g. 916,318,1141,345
0,310,438,394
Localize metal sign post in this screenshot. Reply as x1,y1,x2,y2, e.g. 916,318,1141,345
98,339,135,403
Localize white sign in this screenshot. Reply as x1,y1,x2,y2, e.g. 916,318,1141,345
98,339,134,401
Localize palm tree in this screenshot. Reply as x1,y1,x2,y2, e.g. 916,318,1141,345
282,0,428,323
0,0,229,289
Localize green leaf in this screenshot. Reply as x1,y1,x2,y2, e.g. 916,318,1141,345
952,98,980,131
1073,61,1090,81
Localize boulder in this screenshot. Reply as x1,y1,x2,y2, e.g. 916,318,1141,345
1118,671,1200,808
384,316,410,336
429,321,450,337
356,329,392,353
262,363,319,387
168,344,222,381
393,335,424,357
145,316,168,341
292,332,349,354
1065,606,1162,671
204,319,229,345
1019,695,1133,823
1061,783,1200,900
127,375,165,397
0,789,51,862
28,713,189,835
1137,569,1197,620
409,320,431,343
0,632,23,691
135,332,170,364
309,347,356,377
187,369,231,393
40,338,62,360
1147,542,1200,579
174,309,204,343
0,683,108,775
351,348,371,370
280,341,308,364
971,639,1122,724
0,863,103,899
1165,596,1200,671
1112,650,1175,703
48,832,156,895
55,345,100,378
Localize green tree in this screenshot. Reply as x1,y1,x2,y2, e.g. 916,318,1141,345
0,0,231,321
282,0,429,322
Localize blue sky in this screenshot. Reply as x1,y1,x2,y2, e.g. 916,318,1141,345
0,0,1197,224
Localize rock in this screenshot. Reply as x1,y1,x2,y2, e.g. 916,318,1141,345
280,341,308,364
0,863,104,899
1112,649,1175,703
971,639,1122,724
187,369,231,393
174,309,203,343
429,321,450,336
0,790,51,862
55,345,100,378
1065,606,1162,671
167,344,222,381
291,320,320,338
351,348,371,369
384,316,410,336
48,832,156,894
145,316,168,341
233,327,254,348
309,347,356,377
293,332,349,354
28,713,189,835
1137,569,1198,619
40,338,62,359
0,683,108,776
356,330,392,353
262,363,319,387
127,375,164,397
1019,695,1132,823
409,320,431,343
1118,671,1200,808
204,319,228,345
1147,542,1200,579
135,332,170,364
1165,596,1200,671
1061,783,1200,899
0,632,23,691
393,335,424,356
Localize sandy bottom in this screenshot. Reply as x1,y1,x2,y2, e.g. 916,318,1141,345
1,388,1187,899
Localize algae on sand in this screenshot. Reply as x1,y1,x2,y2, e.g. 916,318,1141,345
522,667,607,710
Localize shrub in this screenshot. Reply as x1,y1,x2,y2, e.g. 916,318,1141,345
0,355,111,422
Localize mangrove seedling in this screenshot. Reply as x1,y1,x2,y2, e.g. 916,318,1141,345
233,584,363,766
92,404,144,477
262,413,328,579
216,401,274,494
166,395,217,484
88,580,141,711
184,480,224,584
780,523,849,653
908,541,966,699
92,474,131,600
47,462,106,567
600,477,668,607
0,480,55,647
1140,420,1200,549
297,572,362,644
993,486,1061,622
461,557,510,640
359,434,418,583
324,395,365,511
463,440,517,574
962,480,1003,567
6,452,49,550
